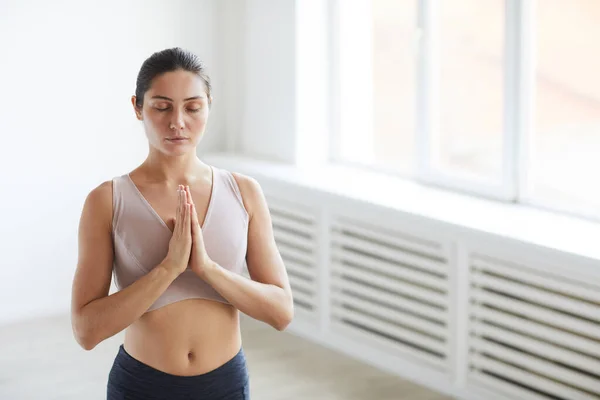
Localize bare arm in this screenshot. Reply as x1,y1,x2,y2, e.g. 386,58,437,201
70,181,179,350
198,174,294,331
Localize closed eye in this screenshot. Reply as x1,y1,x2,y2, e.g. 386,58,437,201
154,106,201,112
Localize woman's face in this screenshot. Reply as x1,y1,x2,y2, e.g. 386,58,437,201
132,69,211,156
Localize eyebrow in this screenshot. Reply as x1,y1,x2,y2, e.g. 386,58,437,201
150,95,206,101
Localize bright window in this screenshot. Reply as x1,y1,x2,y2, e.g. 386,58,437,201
332,0,600,221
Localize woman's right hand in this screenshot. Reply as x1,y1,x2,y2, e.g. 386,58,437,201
163,185,192,276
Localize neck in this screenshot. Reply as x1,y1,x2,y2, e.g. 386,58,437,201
142,149,209,185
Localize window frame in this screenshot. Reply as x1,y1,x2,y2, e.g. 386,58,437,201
416,0,530,203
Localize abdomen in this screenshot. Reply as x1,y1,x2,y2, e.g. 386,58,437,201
123,298,242,376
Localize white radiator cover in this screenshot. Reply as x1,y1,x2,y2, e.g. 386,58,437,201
329,217,450,370
268,196,320,322
212,157,600,400
468,255,600,400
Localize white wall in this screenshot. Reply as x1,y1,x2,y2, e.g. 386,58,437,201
237,0,298,163
0,0,222,325
221,0,331,166
216,0,248,154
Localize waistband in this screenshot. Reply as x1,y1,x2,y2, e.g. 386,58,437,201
111,344,248,396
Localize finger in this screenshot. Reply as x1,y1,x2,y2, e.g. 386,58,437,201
177,186,184,235
184,187,195,226
176,187,180,217
185,204,192,237
190,203,196,236
185,186,195,207
191,203,199,232
175,188,181,233
180,187,187,235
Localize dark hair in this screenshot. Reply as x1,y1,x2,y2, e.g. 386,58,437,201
134,47,212,108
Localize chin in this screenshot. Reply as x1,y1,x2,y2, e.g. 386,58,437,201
164,147,193,156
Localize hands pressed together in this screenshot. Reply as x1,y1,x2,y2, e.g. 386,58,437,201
159,180,294,331
163,185,213,279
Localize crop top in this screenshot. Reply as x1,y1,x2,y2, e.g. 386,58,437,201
111,166,249,312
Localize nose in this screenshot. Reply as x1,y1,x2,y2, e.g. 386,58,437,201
170,109,185,131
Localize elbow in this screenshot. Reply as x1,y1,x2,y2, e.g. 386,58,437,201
273,300,294,331
274,318,292,331
77,334,98,351
71,311,98,351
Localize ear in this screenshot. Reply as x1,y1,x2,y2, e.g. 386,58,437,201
131,95,143,121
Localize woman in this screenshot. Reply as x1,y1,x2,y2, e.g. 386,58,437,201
70,47,294,400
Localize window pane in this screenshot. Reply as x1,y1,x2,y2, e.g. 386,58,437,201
433,0,505,182
529,2,600,216
371,0,416,174
335,0,416,175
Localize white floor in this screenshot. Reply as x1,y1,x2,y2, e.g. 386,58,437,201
0,314,453,400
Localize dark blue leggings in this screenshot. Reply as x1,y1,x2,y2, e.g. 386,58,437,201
107,344,250,400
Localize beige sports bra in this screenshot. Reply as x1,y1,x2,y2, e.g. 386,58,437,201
111,166,249,312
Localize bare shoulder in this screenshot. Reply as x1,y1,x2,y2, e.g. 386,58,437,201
72,179,115,316
82,180,113,227
230,172,260,191
87,180,113,202
230,172,265,218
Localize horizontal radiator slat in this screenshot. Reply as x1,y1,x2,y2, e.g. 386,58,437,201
270,213,315,236
331,321,445,367
284,259,316,280
332,220,446,259
332,263,447,308
471,320,600,376
334,292,446,339
332,307,447,355
278,243,315,266
290,276,315,294
332,234,447,276
269,202,316,223
332,249,447,292
472,274,600,323
274,228,315,251
471,337,600,395
472,258,600,304
470,302,600,359
472,288,600,340
471,352,599,400
332,279,447,324
292,289,315,307
470,368,586,400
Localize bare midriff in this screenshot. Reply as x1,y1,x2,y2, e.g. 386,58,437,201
123,298,241,376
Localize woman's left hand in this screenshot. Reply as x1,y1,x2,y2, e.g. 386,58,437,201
185,186,213,279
